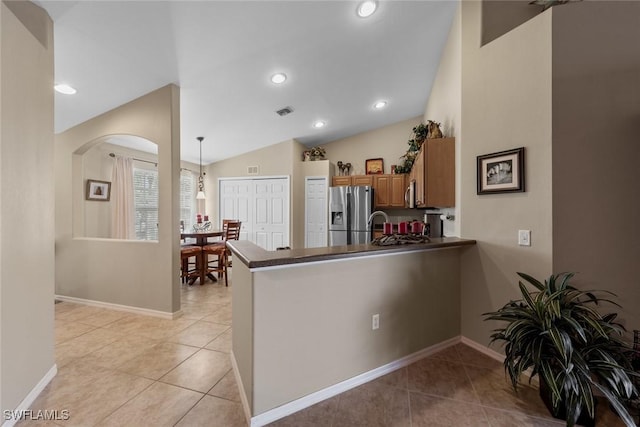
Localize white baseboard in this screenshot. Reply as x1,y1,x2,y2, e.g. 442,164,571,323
245,336,460,427
2,364,57,427
54,295,182,320
230,351,253,426
459,336,505,363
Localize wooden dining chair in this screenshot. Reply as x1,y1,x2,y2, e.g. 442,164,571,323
202,221,241,287
222,219,241,266
181,245,202,285
180,220,202,285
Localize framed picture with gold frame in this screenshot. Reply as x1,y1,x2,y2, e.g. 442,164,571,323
86,179,111,201
365,158,384,175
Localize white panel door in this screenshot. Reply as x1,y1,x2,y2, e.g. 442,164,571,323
254,181,269,249
235,181,252,241
219,179,252,241
253,178,289,251
305,177,328,248
219,177,289,250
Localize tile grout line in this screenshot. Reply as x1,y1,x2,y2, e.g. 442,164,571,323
171,392,208,427
457,351,497,427
455,349,561,424
92,375,157,426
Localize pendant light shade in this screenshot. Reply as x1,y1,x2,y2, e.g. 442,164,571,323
196,136,206,199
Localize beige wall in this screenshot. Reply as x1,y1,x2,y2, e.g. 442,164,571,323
81,143,161,238
423,3,462,237
291,141,306,249
1,0,55,411
80,143,195,239
323,116,422,176
422,1,639,350
233,247,462,416
231,262,254,410
81,143,113,238
55,85,182,314
552,1,640,333
458,2,553,345
481,0,539,46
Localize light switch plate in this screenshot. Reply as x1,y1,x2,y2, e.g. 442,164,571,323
518,230,531,246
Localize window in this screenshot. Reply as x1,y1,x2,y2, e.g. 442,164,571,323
180,171,196,232
133,167,159,240
132,168,197,241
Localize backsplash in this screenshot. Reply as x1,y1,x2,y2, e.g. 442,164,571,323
382,207,457,237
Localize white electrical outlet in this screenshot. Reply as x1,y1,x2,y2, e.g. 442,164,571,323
372,314,380,330
518,230,531,246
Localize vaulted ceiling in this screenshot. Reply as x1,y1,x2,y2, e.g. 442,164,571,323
36,1,457,164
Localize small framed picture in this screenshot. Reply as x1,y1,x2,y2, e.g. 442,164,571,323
477,147,525,194
86,179,111,201
365,158,384,175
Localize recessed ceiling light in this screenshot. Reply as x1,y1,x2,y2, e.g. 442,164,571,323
54,84,77,95
373,100,387,110
357,1,377,18
313,120,326,129
271,73,287,84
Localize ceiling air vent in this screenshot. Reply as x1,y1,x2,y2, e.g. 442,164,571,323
276,106,294,117
247,166,259,175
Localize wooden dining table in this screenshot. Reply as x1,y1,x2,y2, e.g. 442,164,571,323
181,229,223,246
181,229,223,284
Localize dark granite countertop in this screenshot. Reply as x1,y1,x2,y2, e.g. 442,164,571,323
227,237,476,269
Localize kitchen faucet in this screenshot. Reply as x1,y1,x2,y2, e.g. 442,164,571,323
367,211,390,229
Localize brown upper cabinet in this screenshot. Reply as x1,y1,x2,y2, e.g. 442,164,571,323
331,175,373,187
352,175,373,187
409,137,455,208
331,173,408,208
374,174,407,208
331,176,352,187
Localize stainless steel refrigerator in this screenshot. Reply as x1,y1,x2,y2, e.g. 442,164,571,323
328,186,373,246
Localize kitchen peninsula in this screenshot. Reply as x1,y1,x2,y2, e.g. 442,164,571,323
227,238,476,426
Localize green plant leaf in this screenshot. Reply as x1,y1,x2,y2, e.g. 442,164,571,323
484,272,637,426
517,272,545,291
591,382,638,427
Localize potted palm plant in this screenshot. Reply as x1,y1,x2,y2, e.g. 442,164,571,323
484,272,638,427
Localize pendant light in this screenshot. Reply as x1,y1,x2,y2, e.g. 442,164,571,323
196,136,206,200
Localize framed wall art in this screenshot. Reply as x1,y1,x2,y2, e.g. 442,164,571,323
365,158,384,175
477,147,525,195
86,179,111,201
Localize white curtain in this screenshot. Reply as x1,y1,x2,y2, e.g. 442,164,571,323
111,156,135,239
